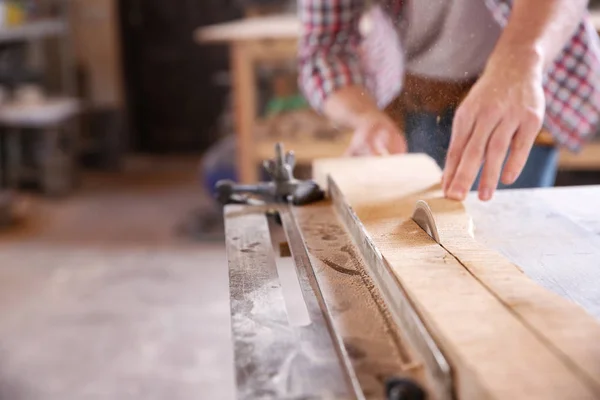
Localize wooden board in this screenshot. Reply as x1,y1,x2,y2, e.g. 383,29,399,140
313,154,600,399
195,15,299,43
256,135,352,165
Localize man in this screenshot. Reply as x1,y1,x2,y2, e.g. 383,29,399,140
297,0,600,201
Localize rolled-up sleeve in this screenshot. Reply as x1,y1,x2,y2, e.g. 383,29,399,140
297,0,369,112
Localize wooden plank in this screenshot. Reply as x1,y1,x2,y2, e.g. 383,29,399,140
255,134,352,165
224,205,350,399
428,196,600,392
195,15,299,43
314,154,600,399
326,180,453,400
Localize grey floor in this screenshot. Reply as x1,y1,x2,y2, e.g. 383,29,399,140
0,156,236,400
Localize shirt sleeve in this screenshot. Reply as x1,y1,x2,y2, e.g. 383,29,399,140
297,0,370,112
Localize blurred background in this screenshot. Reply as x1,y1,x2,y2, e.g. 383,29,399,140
0,0,598,237
0,1,597,398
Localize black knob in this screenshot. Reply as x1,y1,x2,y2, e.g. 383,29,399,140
292,181,325,206
386,377,426,400
215,179,236,205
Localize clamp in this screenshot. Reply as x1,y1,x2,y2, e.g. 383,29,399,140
215,142,325,206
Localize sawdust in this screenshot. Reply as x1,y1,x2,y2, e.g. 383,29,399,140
296,206,421,383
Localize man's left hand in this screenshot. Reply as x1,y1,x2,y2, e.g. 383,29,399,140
442,59,546,201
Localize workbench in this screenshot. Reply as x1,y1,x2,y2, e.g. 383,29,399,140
0,176,598,397
195,15,300,184
196,13,600,183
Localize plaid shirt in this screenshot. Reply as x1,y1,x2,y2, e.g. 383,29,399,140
298,0,600,151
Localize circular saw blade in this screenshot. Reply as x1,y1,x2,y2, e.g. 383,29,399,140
411,200,441,244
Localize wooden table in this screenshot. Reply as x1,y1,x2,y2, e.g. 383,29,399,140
195,15,301,184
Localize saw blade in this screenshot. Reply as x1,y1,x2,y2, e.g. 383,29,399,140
412,200,441,244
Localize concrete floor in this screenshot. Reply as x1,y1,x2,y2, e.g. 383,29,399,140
0,156,235,400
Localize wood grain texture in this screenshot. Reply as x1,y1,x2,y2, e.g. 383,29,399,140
428,198,600,392
314,154,600,399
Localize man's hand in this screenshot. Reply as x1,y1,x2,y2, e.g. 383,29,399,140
321,85,407,156
345,110,408,156
442,59,545,201
441,0,587,202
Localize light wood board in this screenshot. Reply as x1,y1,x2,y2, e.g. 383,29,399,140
195,14,299,43
314,154,600,399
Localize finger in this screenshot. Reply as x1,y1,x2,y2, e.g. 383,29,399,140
345,129,370,156
442,107,476,192
477,119,519,201
373,140,389,155
501,113,541,185
446,112,501,201
367,128,388,156
389,130,408,154
344,143,362,156
375,127,402,155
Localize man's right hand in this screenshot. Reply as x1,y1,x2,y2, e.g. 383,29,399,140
322,86,407,157
345,110,408,156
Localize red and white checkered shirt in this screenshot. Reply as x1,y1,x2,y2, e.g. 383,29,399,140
298,0,600,151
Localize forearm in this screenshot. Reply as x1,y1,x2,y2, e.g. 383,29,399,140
486,0,588,74
297,0,367,117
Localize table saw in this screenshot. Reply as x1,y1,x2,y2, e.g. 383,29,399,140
223,145,600,400
0,146,599,399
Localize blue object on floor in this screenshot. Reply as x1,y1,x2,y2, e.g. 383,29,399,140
201,135,269,197
201,135,237,197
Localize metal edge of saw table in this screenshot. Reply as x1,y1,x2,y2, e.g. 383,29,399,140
327,176,455,400
225,204,356,399
278,202,366,399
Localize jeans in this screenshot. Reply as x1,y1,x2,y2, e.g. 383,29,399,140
404,108,559,190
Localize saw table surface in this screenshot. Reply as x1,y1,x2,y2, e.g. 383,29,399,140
465,185,600,319
313,154,600,399
0,183,599,398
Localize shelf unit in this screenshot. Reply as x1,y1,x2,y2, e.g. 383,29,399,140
0,18,66,43
0,1,80,197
